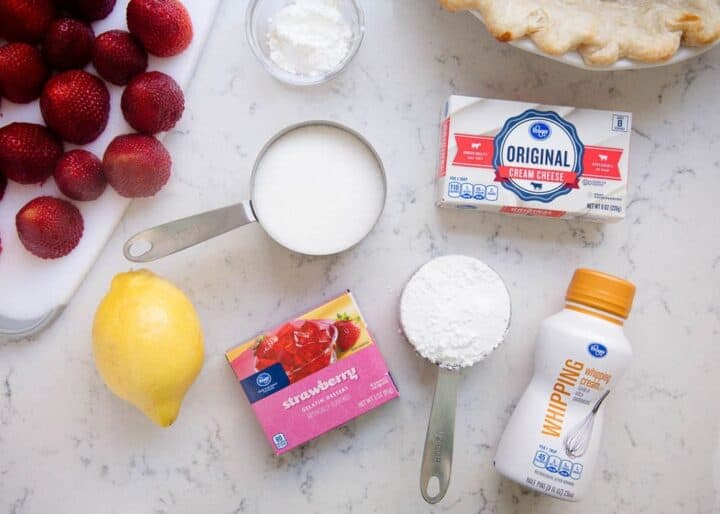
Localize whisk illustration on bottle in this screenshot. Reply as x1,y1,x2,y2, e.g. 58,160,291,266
564,390,611,458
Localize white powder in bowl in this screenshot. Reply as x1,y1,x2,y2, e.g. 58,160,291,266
267,0,352,76
400,255,511,369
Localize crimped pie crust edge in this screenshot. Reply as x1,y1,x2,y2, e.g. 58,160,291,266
440,0,720,65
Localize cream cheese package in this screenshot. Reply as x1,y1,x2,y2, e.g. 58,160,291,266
436,96,632,221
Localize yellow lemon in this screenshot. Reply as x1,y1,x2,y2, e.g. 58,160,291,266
93,270,204,427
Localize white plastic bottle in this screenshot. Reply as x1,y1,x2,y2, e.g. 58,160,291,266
493,269,636,501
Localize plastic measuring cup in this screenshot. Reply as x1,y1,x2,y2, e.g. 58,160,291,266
123,121,387,262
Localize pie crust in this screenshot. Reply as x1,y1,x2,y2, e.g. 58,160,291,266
440,0,720,65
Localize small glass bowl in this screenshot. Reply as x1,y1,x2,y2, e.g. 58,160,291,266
246,0,365,86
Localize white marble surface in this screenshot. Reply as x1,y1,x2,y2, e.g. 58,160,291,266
2,2,720,513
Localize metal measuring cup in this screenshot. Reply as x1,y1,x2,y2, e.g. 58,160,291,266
400,255,511,504
123,121,387,262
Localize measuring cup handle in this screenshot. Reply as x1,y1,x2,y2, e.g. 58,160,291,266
123,201,257,262
420,366,459,504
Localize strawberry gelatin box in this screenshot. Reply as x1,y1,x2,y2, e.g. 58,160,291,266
226,291,399,455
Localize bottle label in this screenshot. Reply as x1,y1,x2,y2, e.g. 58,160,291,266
496,351,616,501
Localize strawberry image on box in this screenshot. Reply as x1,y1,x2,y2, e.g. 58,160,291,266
226,291,399,455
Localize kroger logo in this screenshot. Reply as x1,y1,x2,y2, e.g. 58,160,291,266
588,343,608,358
529,121,552,140
256,372,272,387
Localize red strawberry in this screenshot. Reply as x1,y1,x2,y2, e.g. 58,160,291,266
0,43,49,103
126,0,193,57
254,334,280,370
103,134,171,197
0,122,64,184
334,313,361,352
57,0,117,21
40,70,110,145
256,334,279,360
93,30,148,86
42,18,95,71
0,0,56,43
0,173,7,201
54,149,106,201
16,196,84,259
121,71,184,134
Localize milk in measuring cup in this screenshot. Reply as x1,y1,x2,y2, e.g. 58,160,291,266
493,269,635,501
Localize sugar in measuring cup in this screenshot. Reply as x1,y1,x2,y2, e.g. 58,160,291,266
124,121,386,261
400,255,511,504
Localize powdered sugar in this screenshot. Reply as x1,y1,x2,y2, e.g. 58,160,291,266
400,255,511,369
267,0,352,76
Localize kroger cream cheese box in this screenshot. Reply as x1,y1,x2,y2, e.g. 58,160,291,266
437,96,632,221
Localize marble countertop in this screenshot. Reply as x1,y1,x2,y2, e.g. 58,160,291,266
2,2,719,513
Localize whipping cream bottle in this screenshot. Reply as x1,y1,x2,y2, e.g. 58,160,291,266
493,269,636,501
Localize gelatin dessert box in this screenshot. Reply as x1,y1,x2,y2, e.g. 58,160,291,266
226,291,399,455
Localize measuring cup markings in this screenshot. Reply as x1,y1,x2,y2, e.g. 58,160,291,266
123,202,257,262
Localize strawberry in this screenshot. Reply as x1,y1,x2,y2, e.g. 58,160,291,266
334,313,361,352
93,30,148,86
0,42,49,103
54,149,106,201
0,0,56,43
103,134,171,197
121,71,184,134
42,18,95,71
254,334,280,370
57,0,117,21
16,196,84,259
40,70,110,145
256,334,279,360
126,0,193,57
0,122,64,184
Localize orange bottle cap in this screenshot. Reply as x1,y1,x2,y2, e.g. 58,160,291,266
566,268,636,319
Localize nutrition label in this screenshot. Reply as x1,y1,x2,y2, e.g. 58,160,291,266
448,181,499,201
533,449,583,480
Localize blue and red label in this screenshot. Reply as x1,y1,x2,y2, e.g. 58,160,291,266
493,110,584,203
449,109,624,204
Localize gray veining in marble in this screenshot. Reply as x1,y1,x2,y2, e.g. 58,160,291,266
1,1,719,513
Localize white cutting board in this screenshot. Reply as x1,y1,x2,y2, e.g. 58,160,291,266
0,0,221,333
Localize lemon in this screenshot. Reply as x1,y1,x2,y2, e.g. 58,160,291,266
93,270,204,427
